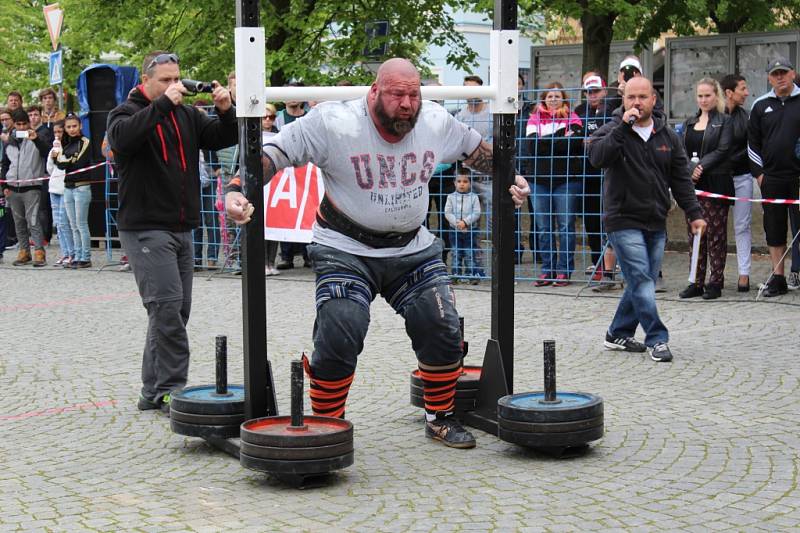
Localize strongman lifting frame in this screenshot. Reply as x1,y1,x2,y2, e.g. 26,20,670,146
233,0,520,442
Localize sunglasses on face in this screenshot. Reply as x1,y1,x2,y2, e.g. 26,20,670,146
147,53,179,70
264,114,276,120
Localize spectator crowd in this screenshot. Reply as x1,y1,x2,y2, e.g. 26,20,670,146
3,54,800,302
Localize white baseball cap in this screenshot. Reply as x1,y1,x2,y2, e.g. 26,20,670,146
583,75,606,90
619,57,642,73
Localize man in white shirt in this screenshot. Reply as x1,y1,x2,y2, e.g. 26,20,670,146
227,58,529,448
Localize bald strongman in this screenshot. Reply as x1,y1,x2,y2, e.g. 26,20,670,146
227,59,529,448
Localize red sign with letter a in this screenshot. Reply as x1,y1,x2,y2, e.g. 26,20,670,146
264,164,325,242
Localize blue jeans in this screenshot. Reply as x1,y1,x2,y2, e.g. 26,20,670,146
450,229,484,277
63,186,92,262
533,180,579,275
50,193,74,259
607,229,668,347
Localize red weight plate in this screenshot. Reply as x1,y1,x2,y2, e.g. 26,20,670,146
241,416,353,448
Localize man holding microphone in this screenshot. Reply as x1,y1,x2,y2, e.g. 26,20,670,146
588,77,706,362
107,51,238,413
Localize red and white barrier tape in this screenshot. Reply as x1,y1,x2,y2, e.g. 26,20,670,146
696,189,800,205
0,160,111,185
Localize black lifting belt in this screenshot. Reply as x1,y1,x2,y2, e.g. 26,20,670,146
316,196,420,249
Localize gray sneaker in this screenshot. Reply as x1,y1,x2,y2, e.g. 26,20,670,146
787,271,800,290
425,414,476,448
648,343,673,362
604,333,646,352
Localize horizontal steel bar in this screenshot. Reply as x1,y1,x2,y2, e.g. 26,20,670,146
263,85,498,102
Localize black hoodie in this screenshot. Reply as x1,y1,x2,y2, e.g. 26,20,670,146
587,108,702,233
106,85,238,231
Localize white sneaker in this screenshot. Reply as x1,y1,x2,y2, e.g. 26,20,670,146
787,271,800,290
265,266,280,276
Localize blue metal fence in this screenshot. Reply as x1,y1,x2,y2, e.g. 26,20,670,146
103,88,619,285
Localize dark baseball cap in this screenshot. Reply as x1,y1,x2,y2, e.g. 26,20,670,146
766,57,794,74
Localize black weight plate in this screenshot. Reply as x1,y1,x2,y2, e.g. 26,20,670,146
409,384,478,399
498,425,604,447
241,416,353,448
497,392,603,423
170,384,245,415
410,393,477,411
409,366,482,389
169,408,246,426
240,450,354,475
170,418,240,439
240,440,353,461
498,414,604,434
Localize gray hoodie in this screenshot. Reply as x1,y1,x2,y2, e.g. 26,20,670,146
445,190,482,229
1,133,50,189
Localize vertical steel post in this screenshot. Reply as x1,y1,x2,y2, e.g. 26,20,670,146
236,1,276,421
543,340,557,402
491,0,518,393
215,335,228,395
290,360,305,428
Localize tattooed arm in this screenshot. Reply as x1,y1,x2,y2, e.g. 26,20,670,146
462,140,530,207
462,140,494,175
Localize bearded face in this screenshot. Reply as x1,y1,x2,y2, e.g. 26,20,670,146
373,88,421,137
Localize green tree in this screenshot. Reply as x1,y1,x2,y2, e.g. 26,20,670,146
0,0,481,106
0,0,53,103
511,0,800,80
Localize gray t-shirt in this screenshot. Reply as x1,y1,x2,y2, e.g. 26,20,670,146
263,97,482,257
455,104,493,143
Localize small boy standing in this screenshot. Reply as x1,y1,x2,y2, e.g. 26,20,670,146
445,168,485,284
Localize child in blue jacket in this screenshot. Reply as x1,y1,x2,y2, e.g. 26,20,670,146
445,167,485,283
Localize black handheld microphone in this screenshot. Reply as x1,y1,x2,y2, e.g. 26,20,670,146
627,114,637,126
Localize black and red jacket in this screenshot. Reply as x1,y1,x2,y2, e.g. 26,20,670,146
106,85,238,231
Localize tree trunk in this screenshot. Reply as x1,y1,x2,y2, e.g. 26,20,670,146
580,9,617,81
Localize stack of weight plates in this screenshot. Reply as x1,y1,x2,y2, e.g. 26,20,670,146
497,392,604,449
239,416,354,475
169,384,245,439
409,366,481,412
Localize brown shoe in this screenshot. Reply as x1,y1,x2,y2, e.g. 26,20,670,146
12,249,32,266
32,249,46,267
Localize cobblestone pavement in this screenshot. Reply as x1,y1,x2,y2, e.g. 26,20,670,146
1,248,799,532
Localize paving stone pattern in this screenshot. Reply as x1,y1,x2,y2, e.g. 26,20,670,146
1,250,798,531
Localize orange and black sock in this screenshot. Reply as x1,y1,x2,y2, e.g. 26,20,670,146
418,360,462,421
302,354,353,419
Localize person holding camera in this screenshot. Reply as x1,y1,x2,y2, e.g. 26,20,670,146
107,50,237,414
607,56,665,118
1,108,51,266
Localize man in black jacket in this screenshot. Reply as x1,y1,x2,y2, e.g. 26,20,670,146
588,77,706,363
747,57,800,297
107,50,238,413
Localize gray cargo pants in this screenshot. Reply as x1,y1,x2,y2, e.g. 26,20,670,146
120,230,194,402
7,188,44,251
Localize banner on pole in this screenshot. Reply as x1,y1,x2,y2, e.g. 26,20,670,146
49,50,63,85
264,164,325,242
43,4,64,51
